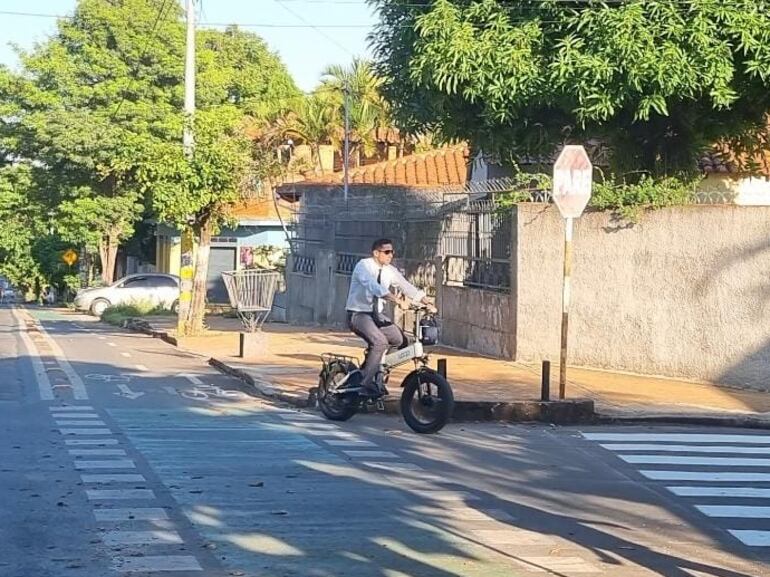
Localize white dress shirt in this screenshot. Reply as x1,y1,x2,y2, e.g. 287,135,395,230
345,257,426,313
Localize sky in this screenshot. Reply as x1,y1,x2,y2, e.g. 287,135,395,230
0,0,379,91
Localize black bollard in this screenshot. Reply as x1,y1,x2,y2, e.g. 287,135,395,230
437,358,447,379
541,360,551,401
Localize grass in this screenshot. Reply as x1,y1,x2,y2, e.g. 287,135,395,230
101,300,175,326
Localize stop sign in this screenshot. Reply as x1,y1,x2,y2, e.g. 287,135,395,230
552,145,593,218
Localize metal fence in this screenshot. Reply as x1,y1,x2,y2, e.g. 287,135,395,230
292,254,315,276
443,255,510,293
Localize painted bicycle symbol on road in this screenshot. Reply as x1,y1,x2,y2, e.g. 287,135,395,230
180,384,247,401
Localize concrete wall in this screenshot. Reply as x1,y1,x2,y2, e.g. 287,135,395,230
513,203,770,388
440,285,514,358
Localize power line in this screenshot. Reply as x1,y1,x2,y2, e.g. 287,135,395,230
271,0,357,54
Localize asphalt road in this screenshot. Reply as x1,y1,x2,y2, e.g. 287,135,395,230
1,304,769,577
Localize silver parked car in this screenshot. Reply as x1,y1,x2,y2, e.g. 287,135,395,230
74,273,180,316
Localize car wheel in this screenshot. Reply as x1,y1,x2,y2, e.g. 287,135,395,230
90,299,110,317
171,300,180,314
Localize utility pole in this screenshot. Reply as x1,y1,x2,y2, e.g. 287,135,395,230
178,0,196,336
343,81,350,202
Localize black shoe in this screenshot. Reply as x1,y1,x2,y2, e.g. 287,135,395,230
360,384,381,398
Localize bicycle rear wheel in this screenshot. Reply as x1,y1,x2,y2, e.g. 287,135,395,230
318,362,359,421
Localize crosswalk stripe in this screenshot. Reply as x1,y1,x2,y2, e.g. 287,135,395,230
94,508,167,521
51,413,100,419
60,428,112,435
695,505,770,518
343,450,399,458
621,455,770,467
56,420,107,426
65,439,119,446
600,443,770,454
74,459,135,469
583,433,770,444
112,555,202,572
81,474,145,483
668,486,770,498
728,530,770,546
86,489,155,500
50,406,94,411
641,470,770,482
103,530,183,546
69,449,127,456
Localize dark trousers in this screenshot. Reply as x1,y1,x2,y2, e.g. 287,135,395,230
347,312,404,390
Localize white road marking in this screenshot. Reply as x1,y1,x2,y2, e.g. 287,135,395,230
66,439,119,446
74,460,136,469
69,449,127,456
60,428,112,435
11,307,53,400
417,491,479,502
695,505,770,518
81,474,145,483
112,555,202,572
163,386,178,396
325,440,376,447
120,352,131,357
31,315,89,399
363,462,424,472
135,364,149,372
51,413,100,419
601,443,770,454
343,450,399,458
621,455,770,467
116,384,144,399
103,530,183,546
642,471,770,482
55,420,107,426
95,508,168,521
277,413,321,420
49,405,94,411
583,433,770,444
179,374,204,385
668,486,770,498
728,530,770,546
86,489,155,500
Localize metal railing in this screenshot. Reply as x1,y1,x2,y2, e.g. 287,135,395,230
292,254,316,276
443,255,510,293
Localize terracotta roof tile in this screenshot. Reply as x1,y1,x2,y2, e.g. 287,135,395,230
303,145,469,186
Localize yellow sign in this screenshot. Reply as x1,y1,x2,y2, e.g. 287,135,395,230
62,249,78,266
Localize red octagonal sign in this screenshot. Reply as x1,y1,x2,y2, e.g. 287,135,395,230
552,145,593,218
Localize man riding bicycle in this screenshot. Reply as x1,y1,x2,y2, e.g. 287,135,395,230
345,238,435,396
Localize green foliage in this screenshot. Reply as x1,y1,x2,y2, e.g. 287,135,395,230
101,300,174,325
371,0,770,174
496,169,698,221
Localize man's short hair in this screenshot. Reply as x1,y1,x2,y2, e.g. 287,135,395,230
371,238,393,252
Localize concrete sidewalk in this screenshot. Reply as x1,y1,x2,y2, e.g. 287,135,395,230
130,315,770,426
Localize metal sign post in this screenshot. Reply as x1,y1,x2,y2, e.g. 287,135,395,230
552,145,592,399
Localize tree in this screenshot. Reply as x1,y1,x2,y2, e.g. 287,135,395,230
371,0,770,175
5,0,185,284
320,59,390,166
137,26,299,335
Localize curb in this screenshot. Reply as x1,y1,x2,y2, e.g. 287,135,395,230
597,413,770,430
119,320,767,429
208,358,313,408
209,356,595,425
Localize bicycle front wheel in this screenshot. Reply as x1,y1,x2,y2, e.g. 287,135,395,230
400,370,454,434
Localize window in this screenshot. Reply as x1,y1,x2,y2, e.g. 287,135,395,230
147,276,178,288
121,276,152,288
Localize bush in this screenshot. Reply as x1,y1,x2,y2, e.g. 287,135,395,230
496,170,699,221
101,300,175,326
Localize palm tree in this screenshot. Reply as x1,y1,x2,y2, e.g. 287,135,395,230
319,59,390,167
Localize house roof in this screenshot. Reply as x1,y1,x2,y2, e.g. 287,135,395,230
227,197,293,223
306,144,469,186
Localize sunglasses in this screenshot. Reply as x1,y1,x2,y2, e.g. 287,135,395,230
378,249,394,255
